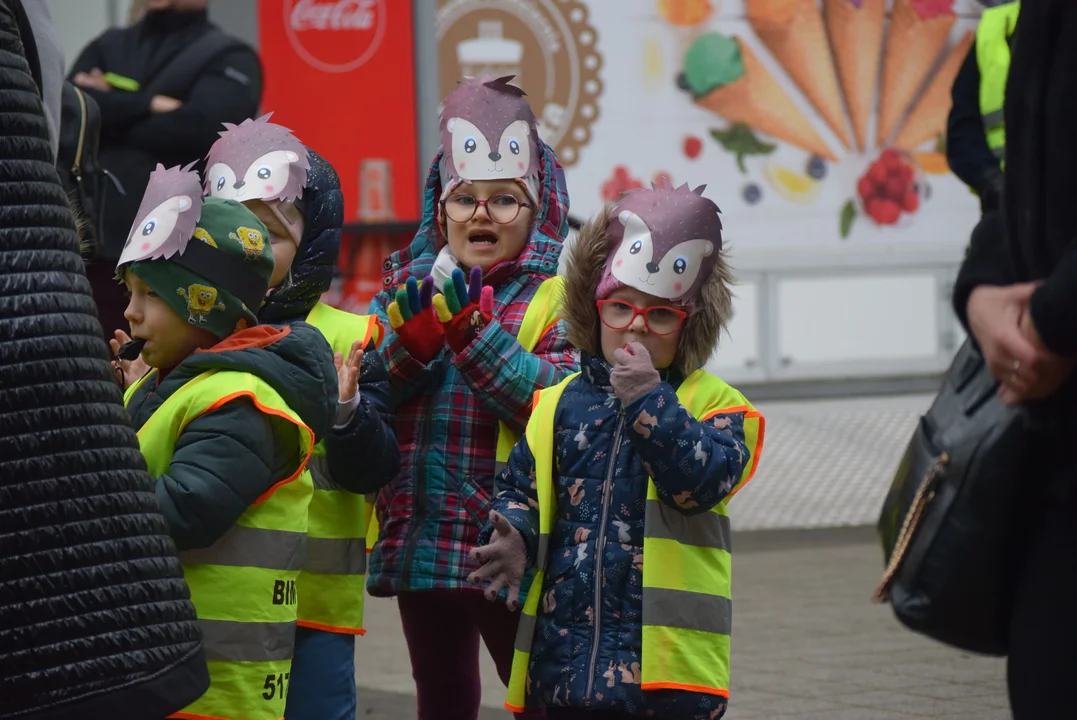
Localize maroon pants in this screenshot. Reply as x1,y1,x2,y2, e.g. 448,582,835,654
397,589,545,720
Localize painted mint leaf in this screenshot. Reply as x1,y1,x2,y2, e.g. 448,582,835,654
710,124,777,174
840,199,857,239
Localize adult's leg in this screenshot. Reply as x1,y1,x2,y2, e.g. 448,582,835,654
398,590,483,720
466,590,546,720
85,259,128,338
545,709,638,720
1007,477,1077,719
285,627,357,720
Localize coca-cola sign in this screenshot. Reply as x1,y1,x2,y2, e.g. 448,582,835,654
284,0,387,73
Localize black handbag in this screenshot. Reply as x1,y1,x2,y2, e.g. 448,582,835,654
873,339,1039,656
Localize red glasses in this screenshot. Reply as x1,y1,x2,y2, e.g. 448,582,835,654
597,299,687,336
442,193,532,224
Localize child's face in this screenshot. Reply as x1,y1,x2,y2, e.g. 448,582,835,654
246,200,302,289
442,179,533,273
599,286,684,370
123,269,217,370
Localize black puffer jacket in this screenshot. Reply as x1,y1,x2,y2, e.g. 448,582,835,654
0,2,209,717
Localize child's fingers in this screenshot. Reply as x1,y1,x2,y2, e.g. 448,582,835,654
468,266,483,303
505,585,520,612
444,278,462,315
451,269,469,310
387,301,405,329
394,286,413,322
419,278,435,308
612,347,632,366
484,574,507,602
479,286,494,316
333,351,344,372
432,294,452,323
405,277,421,314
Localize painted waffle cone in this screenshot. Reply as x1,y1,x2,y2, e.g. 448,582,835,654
893,31,974,150
750,0,852,150
877,0,955,146
823,0,885,151
694,38,837,160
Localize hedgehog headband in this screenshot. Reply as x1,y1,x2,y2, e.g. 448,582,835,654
204,113,311,209
117,164,270,315
596,183,724,307
439,75,540,189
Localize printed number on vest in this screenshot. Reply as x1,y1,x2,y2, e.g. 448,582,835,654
262,672,290,700
272,579,297,605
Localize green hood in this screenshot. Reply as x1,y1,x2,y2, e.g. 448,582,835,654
153,321,337,441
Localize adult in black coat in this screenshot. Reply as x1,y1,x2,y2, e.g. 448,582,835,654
951,1,1077,716
69,0,262,339
0,1,209,717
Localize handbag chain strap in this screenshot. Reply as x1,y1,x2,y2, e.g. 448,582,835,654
872,452,950,604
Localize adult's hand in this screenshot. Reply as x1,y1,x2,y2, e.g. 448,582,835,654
150,95,182,113
967,283,1073,405
73,68,110,92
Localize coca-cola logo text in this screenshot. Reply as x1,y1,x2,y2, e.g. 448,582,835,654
284,0,387,74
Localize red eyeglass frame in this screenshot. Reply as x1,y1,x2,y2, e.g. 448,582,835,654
596,299,687,336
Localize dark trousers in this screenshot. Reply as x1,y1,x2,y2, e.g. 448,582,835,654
545,710,638,720
397,588,545,720
85,258,128,340
1008,473,1077,718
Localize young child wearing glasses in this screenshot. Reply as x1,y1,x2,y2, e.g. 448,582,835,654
470,183,766,720
367,75,577,720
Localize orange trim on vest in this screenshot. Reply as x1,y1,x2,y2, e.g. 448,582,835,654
505,702,526,713
196,324,293,354
699,405,766,500
200,389,316,505
640,681,730,698
297,619,367,636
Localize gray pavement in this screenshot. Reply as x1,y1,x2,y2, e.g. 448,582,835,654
354,527,1009,719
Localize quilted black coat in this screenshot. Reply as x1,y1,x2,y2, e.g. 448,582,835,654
0,1,209,717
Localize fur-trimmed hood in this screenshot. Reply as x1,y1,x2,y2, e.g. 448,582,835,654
561,204,734,377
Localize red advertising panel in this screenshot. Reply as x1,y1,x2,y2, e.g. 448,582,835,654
258,0,420,225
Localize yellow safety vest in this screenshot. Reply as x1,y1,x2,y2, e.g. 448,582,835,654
976,1,1019,164
505,370,765,712
366,275,565,554
300,302,383,635
128,369,315,720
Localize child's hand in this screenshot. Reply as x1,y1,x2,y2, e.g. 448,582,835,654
334,340,363,404
611,342,662,404
467,511,527,610
109,329,148,390
387,277,444,364
433,267,494,354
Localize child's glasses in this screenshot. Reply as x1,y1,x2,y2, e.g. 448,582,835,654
597,300,687,336
443,193,532,224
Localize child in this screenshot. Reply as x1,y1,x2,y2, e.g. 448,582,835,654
117,165,338,720
471,183,766,720
368,75,577,720
203,115,399,720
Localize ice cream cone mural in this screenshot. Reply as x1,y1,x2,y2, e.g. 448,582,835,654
876,0,956,147
747,0,851,150
892,30,974,151
658,0,716,67
823,0,885,152
683,33,837,161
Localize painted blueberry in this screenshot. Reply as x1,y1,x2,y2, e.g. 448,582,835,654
742,184,762,205
807,155,827,180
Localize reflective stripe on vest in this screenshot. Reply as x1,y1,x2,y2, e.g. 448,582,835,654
505,370,765,712
366,275,565,565
130,369,314,720
976,2,1019,163
300,303,382,635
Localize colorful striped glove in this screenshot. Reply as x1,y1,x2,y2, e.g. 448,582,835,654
433,267,494,354
387,277,443,364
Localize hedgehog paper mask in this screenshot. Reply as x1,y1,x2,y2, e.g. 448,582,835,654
440,75,540,183
116,162,203,268
204,113,311,204
601,183,724,306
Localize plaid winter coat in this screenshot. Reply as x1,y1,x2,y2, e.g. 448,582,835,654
366,142,578,595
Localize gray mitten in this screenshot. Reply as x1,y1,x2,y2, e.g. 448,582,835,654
611,342,662,404
468,511,528,610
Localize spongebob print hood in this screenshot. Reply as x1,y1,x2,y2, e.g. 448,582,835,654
128,198,275,340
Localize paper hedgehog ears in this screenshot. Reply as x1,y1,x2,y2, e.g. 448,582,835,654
204,113,311,204
439,75,540,184
116,162,203,269
601,183,724,305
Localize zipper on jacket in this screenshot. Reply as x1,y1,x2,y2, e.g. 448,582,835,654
585,408,625,703
72,86,88,180
400,404,434,588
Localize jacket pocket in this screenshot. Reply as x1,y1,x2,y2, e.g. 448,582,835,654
456,473,494,528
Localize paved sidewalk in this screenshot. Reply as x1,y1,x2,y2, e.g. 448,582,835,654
354,527,1009,719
